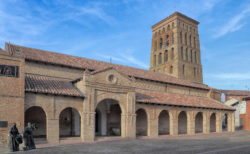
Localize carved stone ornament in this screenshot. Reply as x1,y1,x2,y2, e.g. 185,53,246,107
107,74,117,84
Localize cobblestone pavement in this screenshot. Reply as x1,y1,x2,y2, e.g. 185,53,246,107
2,131,250,154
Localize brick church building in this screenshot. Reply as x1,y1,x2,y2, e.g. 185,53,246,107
0,12,235,145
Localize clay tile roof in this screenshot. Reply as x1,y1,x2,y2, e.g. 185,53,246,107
136,91,234,111
0,48,8,55
221,90,250,96
25,74,84,98
7,43,209,90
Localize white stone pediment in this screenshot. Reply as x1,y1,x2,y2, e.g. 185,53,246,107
87,67,134,87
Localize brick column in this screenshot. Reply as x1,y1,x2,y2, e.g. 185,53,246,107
187,111,195,135
148,109,158,137
170,110,178,135
216,112,222,133
203,112,209,134
81,112,95,142
122,92,136,139
148,117,158,137
121,114,136,138
231,112,235,132
47,119,59,144
228,112,235,132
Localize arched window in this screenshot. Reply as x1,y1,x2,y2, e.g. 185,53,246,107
154,41,157,51
190,50,193,63
182,64,185,76
164,50,168,62
180,32,183,44
159,38,163,49
172,32,174,44
194,37,196,48
170,66,173,74
158,53,162,64
153,55,156,66
167,25,170,30
181,47,184,60
166,35,169,47
194,67,196,77
172,22,175,28
194,51,197,63
185,48,188,61
189,35,192,46
185,33,187,45
171,48,174,60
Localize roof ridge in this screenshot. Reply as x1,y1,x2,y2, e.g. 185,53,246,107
7,42,151,72
9,43,209,89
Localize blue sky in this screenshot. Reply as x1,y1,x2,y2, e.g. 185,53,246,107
1,0,250,90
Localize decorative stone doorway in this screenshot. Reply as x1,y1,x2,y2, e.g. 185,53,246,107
95,99,122,137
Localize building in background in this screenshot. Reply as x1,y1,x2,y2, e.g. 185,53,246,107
220,90,250,130
0,12,234,145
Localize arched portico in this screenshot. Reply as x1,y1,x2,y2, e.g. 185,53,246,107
210,113,216,132
195,112,203,133
59,107,81,138
25,106,47,138
136,108,148,136
95,99,122,137
222,113,228,132
178,111,187,134
158,110,170,135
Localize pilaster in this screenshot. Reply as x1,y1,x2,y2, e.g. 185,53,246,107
187,111,195,135
216,112,222,133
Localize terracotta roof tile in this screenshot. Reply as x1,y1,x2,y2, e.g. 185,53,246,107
25,74,84,98
7,43,209,90
221,90,250,96
136,91,234,111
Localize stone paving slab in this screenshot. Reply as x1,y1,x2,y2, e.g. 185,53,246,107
3,131,250,154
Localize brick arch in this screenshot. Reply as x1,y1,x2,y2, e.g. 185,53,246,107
56,105,82,119
135,107,150,120
95,99,122,137
25,106,47,138
178,111,188,134
136,108,148,136
25,105,48,119
195,112,203,133
222,112,229,132
96,93,127,114
95,98,125,114
210,112,216,132
158,110,170,135
59,107,81,138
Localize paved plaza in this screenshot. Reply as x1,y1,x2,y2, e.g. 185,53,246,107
1,131,250,154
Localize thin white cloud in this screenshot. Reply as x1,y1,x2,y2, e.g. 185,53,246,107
95,53,128,64
95,52,148,69
214,6,250,38
119,53,148,69
208,72,250,80
203,0,222,11
0,0,117,47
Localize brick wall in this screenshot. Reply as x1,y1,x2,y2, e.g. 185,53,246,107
241,101,250,130
0,53,25,144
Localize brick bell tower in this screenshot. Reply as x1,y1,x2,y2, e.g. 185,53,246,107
150,12,203,83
